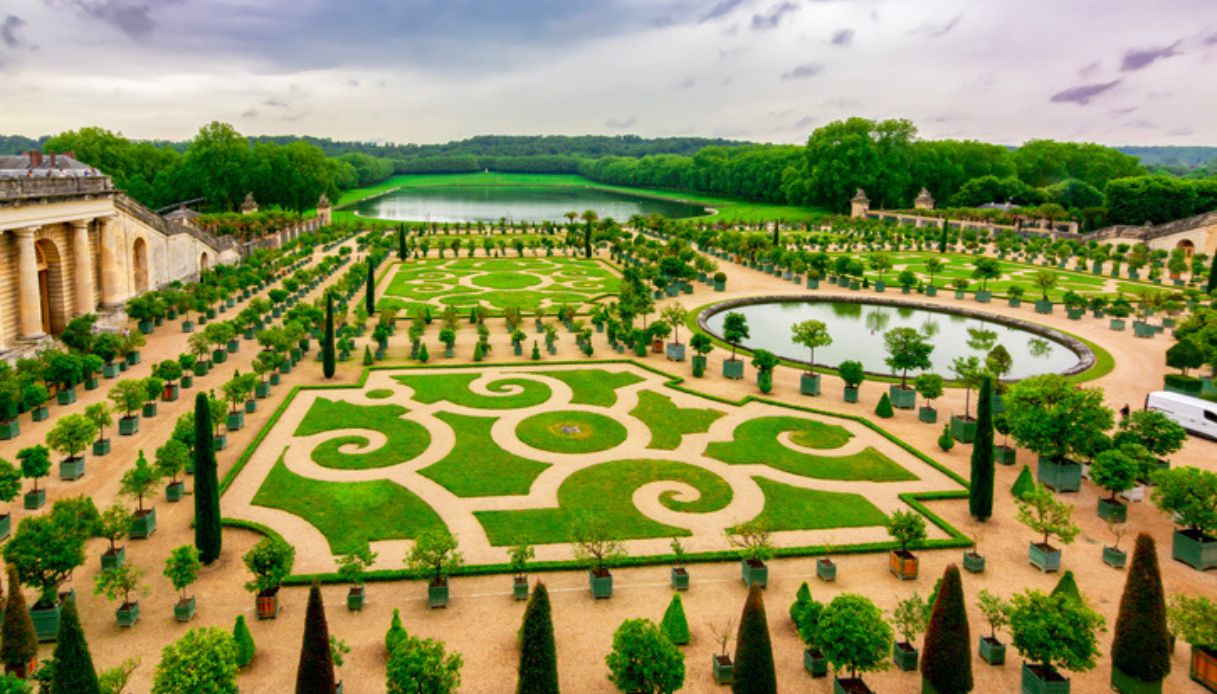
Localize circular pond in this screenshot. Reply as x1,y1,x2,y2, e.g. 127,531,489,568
352,185,707,223
701,298,1089,380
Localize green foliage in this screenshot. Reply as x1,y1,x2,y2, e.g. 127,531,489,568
232,616,256,669
885,510,927,552
322,295,336,379
386,635,463,694
385,609,408,655
242,536,296,594
731,585,776,694
1112,534,1171,682
154,626,240,694
98,657,140,694
1011,465,1035,498
1009,589,1106,673
0,565,37,671
1003,375,1113,463
1016,484,1080,546
120,450,160,511
193,393,222,564
107,379,147,417
1168,594,1217,649
1166,338,1205,375
969,377,995,521
914,373,944,403
892,592,928,644
661,593,690,646
839,359,865,388
1090,447,1139,498
1115,409,1187,459
605,618,685,694
818,593,893,679
937,425,955,451
921,565,972,694
0,458,20,503
294,398,430,470
883,327,933,387
874,392,894,418
1051,570,1082,603
163,545,201,599
790,583,825,651
46,414,96,460
722,312,749,359
51,600,100,694
3,511,88,605
1150,466,1217,534
406,530,463,583
517,583,558,694
296,586,335,694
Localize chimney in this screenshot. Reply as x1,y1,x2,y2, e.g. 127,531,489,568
28,150,42,167
49,149,56,168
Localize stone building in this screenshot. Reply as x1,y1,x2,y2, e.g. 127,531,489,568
0,152,240,358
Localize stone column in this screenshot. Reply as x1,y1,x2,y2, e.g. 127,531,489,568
71,219,95,315
15,227,45,339
98,216,122,307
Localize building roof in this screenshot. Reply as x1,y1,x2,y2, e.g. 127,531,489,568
0,152,96,179
165,204,201,221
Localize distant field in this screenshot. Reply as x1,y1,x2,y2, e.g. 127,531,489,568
334,172,830,224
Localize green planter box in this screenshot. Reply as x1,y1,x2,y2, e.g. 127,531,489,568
428,581,449,608
1172,529,1217,571
1029,542,1062,573
1111,666,1162,694
193,361,210,377
214,434,227,451
975,290,992,303
893,642,919,671
918,406,938,424
212,349,227,364
129,508,157,539
347,586,365,611
816,558,836,582
513,578,530,601
56,387,77,405
118,415,139,436
24,489,46,510
115,601,140,627
1098,498,1127,522
1066,308,1085,320
227,411,244,431
712,655,734,684
256,382,270,398
1103,546,1127,568
31,406,48,422
926,286,938,297
800,373,821,396
1022,663,1070,694
670,567,689,591
804,649,828,677
666,343,686,361
1035,300,1054,314
889,385,917,410
996,446,1017,466
59,456,85,481
1009,298,1022,308
1037,457,1081,492
742,559,768,588
162,383,179,401
245,399,257,414
950,415,976,443
834,678,874,694
963,551,986,573
103,363,120,378
142,402,157,418
31,602,62,642
101,546,125,571
1133,322,1156,338
844,386,859,403
590,570,613,599
723,359,744,380
979,636,1006,665
269,372,281,385
126,351,141,366
182,320,194,332
227,339,240,353
0,513,8,542
166,480,185,502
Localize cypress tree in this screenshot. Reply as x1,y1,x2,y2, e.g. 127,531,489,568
584,220,592,258
660,593,690,646
295,585,335,694
1207,253,1217,294
365,257,375,315
398,226,407,261
517,582,559,694
938,222,949,253
363,345,374,365
921,564,973,694
233,615,256,668
732,584,776,694
51,600,99,694
1,565,37,675
1112,534,1171,685
322,294,336,379
969,376,995,521
193,392,222,564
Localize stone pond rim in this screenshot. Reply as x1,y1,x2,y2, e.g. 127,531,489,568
697,294,1096,380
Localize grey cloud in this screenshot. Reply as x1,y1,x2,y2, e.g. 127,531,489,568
1109,106,1137,116
605,116,637,129
346,79,360,87
792,115,816,130
2,15,25,48
911,14,962,38
700,0,746,23
1077,62,1100,77
45,0,170,38
1049,80,1121,105
821,97,858,107
676,77,696,89
781,62,823,80
262,98,289,108
1125,119,1156,129
241,108,259,118
1121,41,1181,71
719,46,747,60
830,28,854,46
751,2,797,31
1167,127,1194,136
1205,33,1217,45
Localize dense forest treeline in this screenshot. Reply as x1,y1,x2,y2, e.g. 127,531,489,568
4,122,1217,227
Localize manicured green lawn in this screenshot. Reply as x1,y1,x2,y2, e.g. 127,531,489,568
367,389,394,399
252,453,446,555
396,373,553,409
546,368,643,407
475,459,734,545
629,390,725,450
294,398,430,470
745,477,888,532
419,412,550,497
516,410,629,454
705,417,916,482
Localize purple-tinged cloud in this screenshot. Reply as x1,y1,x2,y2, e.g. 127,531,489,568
752,2,797,31
1049,80,1121,105
911,14,961,38
46,0,160,38
1120,41,1181,71
700,0,746,23
830,28,854,46
1077,61,1100,77
1205,33,1217,46
1,15,25,48
781,62,823,80
606,116,637,129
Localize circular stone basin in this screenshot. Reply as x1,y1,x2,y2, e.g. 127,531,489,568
702,297,1089,380
472,272,542,290
516,411,628,454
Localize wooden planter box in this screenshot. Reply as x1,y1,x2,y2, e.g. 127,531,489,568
666,343,686,361
950,415,976,443
722,359,744,380
347,585,365,611
1037,457,1082,492
256,588,280,620
890,550,919,580
118,415,140,436
893,641,919,671
979,636,1006,665
670,567,689,591
712,655,734,684
844,386,860,403
800,373,821,396
1190,645,1217,692
174,596,197,622
1029,542,1062,572
162,383,180,402
142,402,157,418
166,480,185,502
919,406,938,424
59,456,86,481
996,445,1017,466
963,551,986,573
816,558,836,582
741,559,768,588
115,601,140,627
129,508,157,539
513,577,530,601
1022,663,1071,694
589,569,613,599
889,385,917,409
1098,498,1127,522
804,648,828,677
24,488,46,510
56,387,77,405
1172,529,1217,571
834,677,875,694
1103,546,1128,568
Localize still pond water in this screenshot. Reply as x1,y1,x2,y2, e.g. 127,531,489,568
704,300,1081,380
352,185,707,223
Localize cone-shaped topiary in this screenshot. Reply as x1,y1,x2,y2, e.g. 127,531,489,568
790,582,812,624
418,343,429,363
366,257,376,315
921,564,973,694
398,226,407,261
938,424,955,451
51,600,100,694
661,593,690,646
1051,570,1081,603
1,565,37,674
1111,534,1171,685
517,582,558,694
295,585,335,694
1011,465,1035,498
322,295,335,379
473,342,485,362
875,392,894,418
385,608,407,655
969,377,995,521
193,392,222,564
733,584,777,694
233,615,256,668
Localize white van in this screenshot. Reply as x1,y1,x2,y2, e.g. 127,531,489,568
1145,391,1217,440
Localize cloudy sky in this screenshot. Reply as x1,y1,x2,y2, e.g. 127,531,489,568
1,0,1215,146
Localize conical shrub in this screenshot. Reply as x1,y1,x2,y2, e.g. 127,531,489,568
1,565,37,674
51,600,100,694
295,585,335,693
921,564,972,694
875,393,894,418
517,583,559,694
661,593,690,646
1051,570,1081,603
732,584,776,694
233,615,256,668
385,608,407,655
1011,465,1035,498
1111,534,1170,684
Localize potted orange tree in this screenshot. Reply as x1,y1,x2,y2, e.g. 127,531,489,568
820,593,892,694
886,510,926,580
407,530,463,609
573,516,626,599
1151,466,1217,571
728,519,774,589
509,541,534,601
1169,594,1217,692
338,545,376,611
1016,483,1080,573
977,589,1010,665
121,451,160,539
1009,588,1105,694
244,536,295,620
93,562,147,627
164,545,201,622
